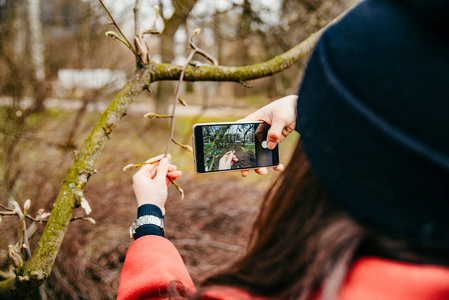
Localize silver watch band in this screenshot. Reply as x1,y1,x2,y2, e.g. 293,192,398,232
129,215,164,239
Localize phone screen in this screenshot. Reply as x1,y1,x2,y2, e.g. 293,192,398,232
193,122,279,173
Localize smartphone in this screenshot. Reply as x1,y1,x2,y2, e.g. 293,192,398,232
192,121,279,174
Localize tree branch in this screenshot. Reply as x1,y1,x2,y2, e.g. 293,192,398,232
165,49,196,156
150,27,319,82
149,1,357,83
134,0,142,37
98,0,137,56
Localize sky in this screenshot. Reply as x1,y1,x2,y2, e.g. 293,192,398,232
96,0,282,32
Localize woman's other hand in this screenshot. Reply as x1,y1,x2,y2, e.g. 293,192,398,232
132,154,182,215
240,95,297,148
239,95,297,176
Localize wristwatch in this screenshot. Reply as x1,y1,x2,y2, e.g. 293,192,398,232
129,215,164,239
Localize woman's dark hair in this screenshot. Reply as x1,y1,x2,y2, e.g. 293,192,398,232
170,141,449,299
199,142,363,299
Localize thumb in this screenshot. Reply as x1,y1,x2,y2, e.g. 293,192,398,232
154,158,169,182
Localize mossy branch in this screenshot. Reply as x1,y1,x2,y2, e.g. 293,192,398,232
148,1,356,83
0,67,152,298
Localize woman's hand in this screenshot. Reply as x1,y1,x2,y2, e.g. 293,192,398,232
132,154,182,215
239,95,297,176
240,95,297,148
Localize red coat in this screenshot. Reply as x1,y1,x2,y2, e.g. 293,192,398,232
117,236,449,299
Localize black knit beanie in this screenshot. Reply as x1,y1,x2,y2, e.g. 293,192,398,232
296,0,449,249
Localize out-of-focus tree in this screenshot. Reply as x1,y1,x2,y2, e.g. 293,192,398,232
27,0,46,112
156,0,199,111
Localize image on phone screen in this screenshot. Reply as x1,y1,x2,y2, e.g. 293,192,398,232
193,122,279,173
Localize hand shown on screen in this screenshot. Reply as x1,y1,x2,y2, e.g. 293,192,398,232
218,151,238,170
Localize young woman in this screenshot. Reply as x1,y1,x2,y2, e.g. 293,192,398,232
118,0,449,298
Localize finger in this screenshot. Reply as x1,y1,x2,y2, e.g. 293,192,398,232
241,170,249,177
280,126,294,142
149,161,161,178
168,170,182,179
139,161,157,177
273,164,285,172
154,158,169,182
166,170,182,185
267,119,285,149
255,168,268,175
168,164,177,172
141,153,172,176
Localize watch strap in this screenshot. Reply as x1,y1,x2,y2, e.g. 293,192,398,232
137,204,164,218
130,215,164,239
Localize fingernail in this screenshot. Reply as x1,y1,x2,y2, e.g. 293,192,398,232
160,158,168,165
268,141,276,149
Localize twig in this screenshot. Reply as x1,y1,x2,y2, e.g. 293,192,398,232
98,0,137,56
151,5,160,32
171,138,192,152
133,0,141,37
11,201,31,258
70,216,96,224
122,157,162,171
168,177,184,200
0,211,16,216
239,80,253,88
105,31,134,52
165,49,197,157
165,31,219,157
0,204,48,223
26,223,39,240
190,41,218,65
143,113,173,119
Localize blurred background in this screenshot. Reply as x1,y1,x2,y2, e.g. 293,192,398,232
0,0,351,298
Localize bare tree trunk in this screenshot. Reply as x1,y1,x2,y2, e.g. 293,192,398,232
234,0,251,98
27,0,47,112
28,0,45,82
156,0,199,113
